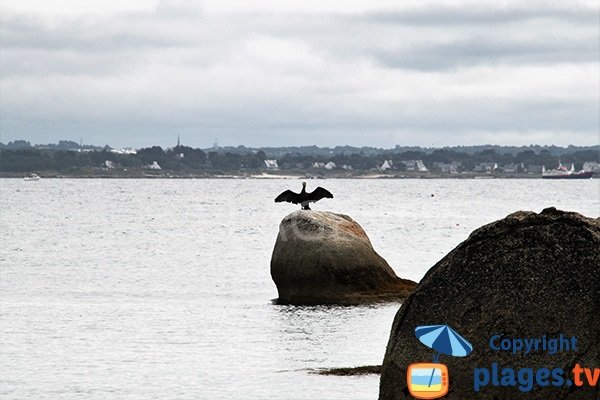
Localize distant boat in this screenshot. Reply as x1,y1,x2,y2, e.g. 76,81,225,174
23,173,41,181
542,162,593,179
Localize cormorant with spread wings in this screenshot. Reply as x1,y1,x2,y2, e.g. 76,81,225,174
274,182,333,210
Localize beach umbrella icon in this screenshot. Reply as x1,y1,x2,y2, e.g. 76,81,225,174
415,325,473,387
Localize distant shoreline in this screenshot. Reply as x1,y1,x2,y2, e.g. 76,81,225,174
0,171,554,179
2,143,597,180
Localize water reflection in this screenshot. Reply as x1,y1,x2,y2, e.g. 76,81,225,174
269,303,400,370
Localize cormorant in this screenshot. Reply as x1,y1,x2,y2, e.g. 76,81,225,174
274,182,333,210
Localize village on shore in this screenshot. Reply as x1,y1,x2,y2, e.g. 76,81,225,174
1,139,598,179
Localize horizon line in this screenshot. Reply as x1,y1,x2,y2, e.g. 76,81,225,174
2,140,599,150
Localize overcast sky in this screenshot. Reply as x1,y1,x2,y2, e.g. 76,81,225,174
0,0,598,148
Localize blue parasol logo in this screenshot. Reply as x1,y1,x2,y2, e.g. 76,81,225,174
415,324,473,362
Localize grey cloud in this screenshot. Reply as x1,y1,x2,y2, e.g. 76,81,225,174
372,38,598,71
249,8,599,71
2,5,597,72
0,13,199,51
0,2,598,147
363,5,599,26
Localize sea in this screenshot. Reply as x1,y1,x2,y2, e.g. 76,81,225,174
1,178,598,400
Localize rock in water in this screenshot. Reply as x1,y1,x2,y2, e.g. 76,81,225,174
271,210,416,305
379,208,600,400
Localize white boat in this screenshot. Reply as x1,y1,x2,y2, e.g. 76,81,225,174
542,162,593,179
23,173,41,181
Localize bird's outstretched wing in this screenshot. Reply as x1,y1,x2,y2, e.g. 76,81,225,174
309,187,334,201
274,190,300,204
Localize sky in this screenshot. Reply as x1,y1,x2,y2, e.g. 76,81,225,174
0,0,599,148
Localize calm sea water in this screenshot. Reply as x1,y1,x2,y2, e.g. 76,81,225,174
1,178,598,399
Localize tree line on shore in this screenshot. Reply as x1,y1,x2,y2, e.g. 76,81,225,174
0,141,598,174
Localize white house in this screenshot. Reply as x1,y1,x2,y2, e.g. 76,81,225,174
473,162,498,172
264,159,279,170
401,160,429,172
111,148,137,154
379,160,393,171
433,162,460,174
502,163,519,174
583,161,600,172
149,161,162,170
324,161,337,170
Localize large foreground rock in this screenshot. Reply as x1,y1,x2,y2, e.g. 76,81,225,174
379,208,600,399
271,211,416,305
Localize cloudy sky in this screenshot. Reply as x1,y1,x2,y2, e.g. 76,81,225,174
0,0,598,148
